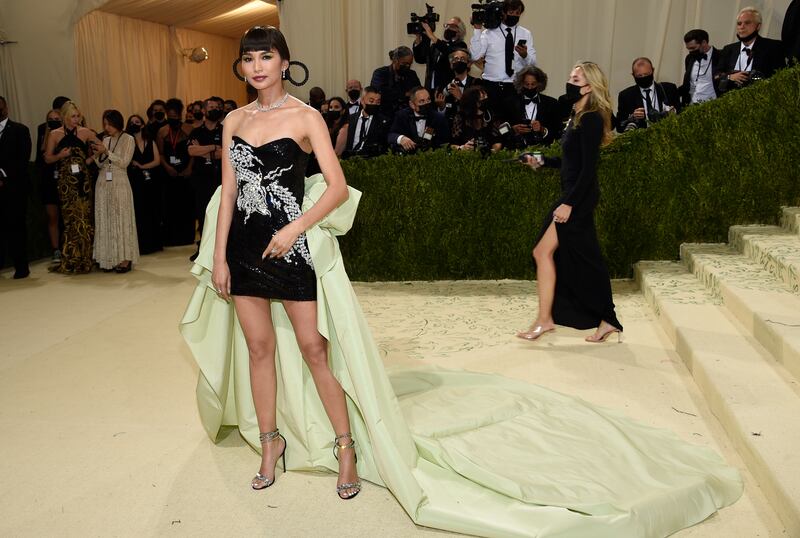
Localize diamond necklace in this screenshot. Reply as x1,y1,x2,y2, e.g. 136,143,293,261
254,93,289,112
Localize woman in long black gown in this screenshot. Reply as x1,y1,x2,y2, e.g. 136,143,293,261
126,115,163,254
517,61,623,343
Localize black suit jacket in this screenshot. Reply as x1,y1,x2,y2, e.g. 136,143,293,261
0,120,33,189
442,75,479,124
510,93,562,147
679,47,722,106
388,108,450,152
716,36,787,92
412,36,468,90
343,112,391,158
370,65,422,119
784,0,800,62
616,82,680,132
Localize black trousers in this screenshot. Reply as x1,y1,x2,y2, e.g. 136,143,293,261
194,173,220,237
481,79,518,124
0,182,29,272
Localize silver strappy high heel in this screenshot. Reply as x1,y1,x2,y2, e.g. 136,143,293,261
252,428,287,490
333,432,361,500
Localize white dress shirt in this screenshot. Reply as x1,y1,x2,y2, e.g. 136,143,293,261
524,100,538,121
396,115,427,144
639,84,662,114
0,117,8,139
689,48,716,104
353,113,373,150
470,23,536,82
736,39,756,72
347,100,361,115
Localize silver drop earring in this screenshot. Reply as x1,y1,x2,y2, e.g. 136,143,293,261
282,69,286,80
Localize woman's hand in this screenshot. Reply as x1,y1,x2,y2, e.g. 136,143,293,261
92,140,107,154
211,260,231,301
553,204,572,224
57,147,72,160
523,154,542,170
263,222,303,259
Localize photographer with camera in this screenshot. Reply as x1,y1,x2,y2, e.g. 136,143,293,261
450,86,503,154
679,29,721,106
469,0,536,123
370,46,422,120
716,7,785,93
616,58,680,133
441,48,479,126
336,86,391,159
389,86,450,154
509,66,561,147
410,9,468,91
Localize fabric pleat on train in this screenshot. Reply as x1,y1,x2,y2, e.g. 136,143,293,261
179,176,742,538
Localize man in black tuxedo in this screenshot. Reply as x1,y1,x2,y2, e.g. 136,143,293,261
388,87,450,153
370,46,422,120
0,96,33,279
679,29,722,106
412,17,468,91
784,0,800,63
617,58,680,133
337,87,391,159
438,48,479,126
509,66,561,147
716,7,786,93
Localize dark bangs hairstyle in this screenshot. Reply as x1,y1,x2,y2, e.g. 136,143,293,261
239,26,290,61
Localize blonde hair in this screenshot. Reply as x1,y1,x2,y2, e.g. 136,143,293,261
738,6,762,25
59,101,82,125
572,61,613,145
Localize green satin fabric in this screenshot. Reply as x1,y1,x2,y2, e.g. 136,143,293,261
179,176,742,537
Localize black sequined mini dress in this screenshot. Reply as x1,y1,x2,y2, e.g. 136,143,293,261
226,136,316,301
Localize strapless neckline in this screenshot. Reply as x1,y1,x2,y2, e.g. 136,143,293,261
231,135,311,155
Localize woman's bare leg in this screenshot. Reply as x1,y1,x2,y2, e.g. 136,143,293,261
45,204,59,250
518,222,559,338
282,300,359,497
232,296,285,487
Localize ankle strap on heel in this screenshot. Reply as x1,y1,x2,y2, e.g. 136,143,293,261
333,432,355,460
259,429,280,444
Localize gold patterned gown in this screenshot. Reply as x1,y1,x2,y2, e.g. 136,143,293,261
53,128,94,274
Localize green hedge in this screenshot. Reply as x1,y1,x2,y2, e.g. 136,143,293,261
340,65,800,280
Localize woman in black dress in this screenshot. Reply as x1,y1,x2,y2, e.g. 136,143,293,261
126,114,163,254
38,109,64,265
517,61,623,343
450,86,503,152
212,26,359,499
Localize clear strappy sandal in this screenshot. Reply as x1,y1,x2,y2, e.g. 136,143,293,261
332,432,362,500
252,428,287,490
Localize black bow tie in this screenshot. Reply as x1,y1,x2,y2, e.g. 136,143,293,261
523,96,539,105
697,53,707,61
414,116,427,122
743,47,752,57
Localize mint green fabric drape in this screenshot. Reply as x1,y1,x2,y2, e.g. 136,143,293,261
180,175,742,537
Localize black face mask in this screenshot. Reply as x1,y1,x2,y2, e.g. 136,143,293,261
325,110,342,122
504,15,520,27
688,48,705,60
738,30,758,43
154,111,166,121
363,104,380,116
347,89,361,101
167,118,182,129
193,111,204,121
206,109,223,122
562,83,586,104
416,103,431,116
128,124,142,134
634,74,654,88
47,119,62,130
452,61,469,75
523,88,538,98
398,63,412,73
443,28,457,41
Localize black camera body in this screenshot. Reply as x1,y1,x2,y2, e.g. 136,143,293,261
647,109,669,123
471,0,504,29
407,4,440,35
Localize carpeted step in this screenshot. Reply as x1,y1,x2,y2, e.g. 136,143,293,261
781,207,800,236
681,243,800,385
635,260,800,537
728,225,800,293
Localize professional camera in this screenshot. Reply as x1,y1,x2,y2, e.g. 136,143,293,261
407,4,440,35
647,109,669,123
470,0,504,29
474,135,492,156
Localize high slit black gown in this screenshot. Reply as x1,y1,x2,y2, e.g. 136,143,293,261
535,111,622,332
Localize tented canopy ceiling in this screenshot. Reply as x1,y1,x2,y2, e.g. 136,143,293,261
97,0,279,38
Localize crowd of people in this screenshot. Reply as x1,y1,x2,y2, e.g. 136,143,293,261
0,2,797,279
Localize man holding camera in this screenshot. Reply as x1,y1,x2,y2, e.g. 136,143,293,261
336,87,391,159
441,48,479,126
412,16,468,92
389,87,450,154
617,58,680,133
679,29,721,106
370,46,422,120
510,66,561,147
469,0,536,123
716,7,786,93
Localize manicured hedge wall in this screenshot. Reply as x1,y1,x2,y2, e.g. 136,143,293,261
340,65,800,280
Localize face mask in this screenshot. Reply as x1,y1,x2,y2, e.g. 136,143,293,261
206,109,223,122
363,104,380,116
47,119,62,130
504,15,520,27
452,61,469,75
193,111,204,121
167,118,182,128
128,124,142,134
563,82,586,104
325,110,342,122
634,74,654,88
154,111,166,121
738,30,758,42
348,89,361,101
523,88,538,98
416,103,431,116
398,63,412,73
443,28,457,41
